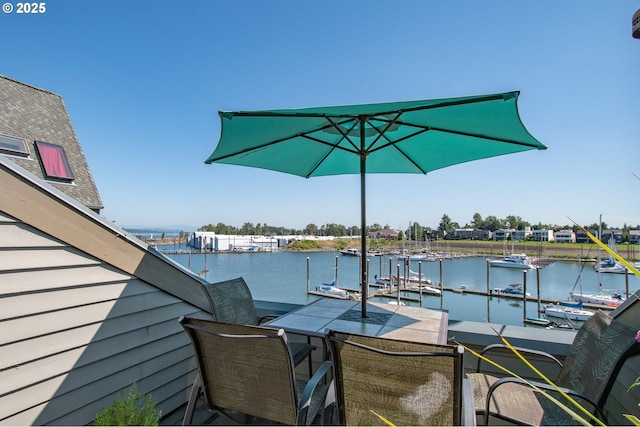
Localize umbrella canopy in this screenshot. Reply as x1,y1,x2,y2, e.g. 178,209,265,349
205,91,546,317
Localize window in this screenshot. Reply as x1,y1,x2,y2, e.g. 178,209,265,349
0,133,29,156
35,140,74,181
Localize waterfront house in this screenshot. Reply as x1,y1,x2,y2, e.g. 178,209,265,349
576,228,598,244
3,75,639,426
446,228,475,240
554,229,576,243
367,227,399,239
532,229,554,242
630,230,640,245
511,227,532,241
492,229,513,241
602,229,625,245
0,76,213,424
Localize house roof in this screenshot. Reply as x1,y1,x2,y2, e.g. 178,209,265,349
0,154,210,311
368,227,399,237
0,75,103,212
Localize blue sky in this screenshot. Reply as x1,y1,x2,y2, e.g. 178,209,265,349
2,1,639,231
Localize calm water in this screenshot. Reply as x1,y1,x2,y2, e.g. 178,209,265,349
161,244,639,327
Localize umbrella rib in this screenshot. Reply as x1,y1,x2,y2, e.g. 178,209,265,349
220,92,515,120
363,112,403,153
208,119,358,162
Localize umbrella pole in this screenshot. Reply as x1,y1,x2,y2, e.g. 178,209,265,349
360,119,368,317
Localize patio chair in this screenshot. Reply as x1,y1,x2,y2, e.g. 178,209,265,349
202,277,315,370
180,317,335,425
467,310,640,425
326,330,469,426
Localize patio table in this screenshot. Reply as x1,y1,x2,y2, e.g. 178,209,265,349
264,298,448,345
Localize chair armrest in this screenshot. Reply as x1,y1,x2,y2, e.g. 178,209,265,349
461,378,477,426
297,360,333,426
257,314,281,324
475,343,563,373
484,376,604,425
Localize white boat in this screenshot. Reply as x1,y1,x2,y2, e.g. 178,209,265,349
572,217,627,306
594,259,627,274
340,248,360,257
489,253,537,269
415,285,442,295
570,291,625,307
376,272,434,287
544,302,593,322
317,282,348,298
593,223,627,274
395,252,438,261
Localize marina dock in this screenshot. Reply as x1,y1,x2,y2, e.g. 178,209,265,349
308,282,617,312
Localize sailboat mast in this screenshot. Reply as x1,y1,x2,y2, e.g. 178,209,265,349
597,214,602,290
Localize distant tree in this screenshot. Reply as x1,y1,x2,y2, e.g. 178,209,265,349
240,222,255,235
483,215,503,232
438,214,457,237
304,223,318,235
198,224,215,232
505,215,529,230
471,213,483,229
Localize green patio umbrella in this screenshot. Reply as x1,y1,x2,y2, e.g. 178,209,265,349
205,91,546,317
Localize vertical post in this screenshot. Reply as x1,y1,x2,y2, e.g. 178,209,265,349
335,255,339,286
536,267,541,316
396,264,401,305
523,270,527,323
418,261,423,305
367,258,370,298
625,268,629,299
388,257,392,292
440,258,444,310
486,259,491,322
359,117,368,317
307,257,310,293
486,259,490,293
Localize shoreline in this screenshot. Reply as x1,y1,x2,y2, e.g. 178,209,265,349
146,237,640,262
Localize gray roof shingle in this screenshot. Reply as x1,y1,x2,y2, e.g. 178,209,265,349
0,75,103,211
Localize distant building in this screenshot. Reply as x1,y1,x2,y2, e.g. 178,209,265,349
446,228,475,240
368,227,399,239
629,230,640,245
532,229,554,242
473,229,493,240
189,231,277,251
493,229,514,241
576,229,597,244
554,229,576,243
601,229,624,244
512,227,532,241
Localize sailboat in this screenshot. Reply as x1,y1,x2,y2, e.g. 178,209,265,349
593,235,627,274
570,215,626,307
543,301,594,322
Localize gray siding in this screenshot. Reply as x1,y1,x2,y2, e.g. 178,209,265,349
0,213,204,425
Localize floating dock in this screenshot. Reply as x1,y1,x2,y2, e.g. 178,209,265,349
308,282,617,311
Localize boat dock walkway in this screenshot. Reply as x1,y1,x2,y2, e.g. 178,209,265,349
308,282,616,311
